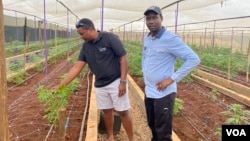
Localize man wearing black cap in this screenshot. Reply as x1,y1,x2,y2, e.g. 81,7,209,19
142,5,200,141
57,18,134,141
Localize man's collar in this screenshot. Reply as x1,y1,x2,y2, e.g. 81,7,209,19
93,30,102,43
147,27,165,39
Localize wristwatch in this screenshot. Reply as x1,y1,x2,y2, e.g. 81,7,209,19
120,80,127,84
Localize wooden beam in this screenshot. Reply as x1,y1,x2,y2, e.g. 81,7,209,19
0,0,10,140
191,74,250,107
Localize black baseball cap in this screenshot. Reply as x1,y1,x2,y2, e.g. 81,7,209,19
144,5,162,15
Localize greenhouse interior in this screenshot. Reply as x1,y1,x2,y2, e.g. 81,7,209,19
1,0,250,141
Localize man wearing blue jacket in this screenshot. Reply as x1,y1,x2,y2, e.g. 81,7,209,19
142,5,201,141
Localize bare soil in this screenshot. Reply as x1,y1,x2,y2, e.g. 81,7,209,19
7,56,250,141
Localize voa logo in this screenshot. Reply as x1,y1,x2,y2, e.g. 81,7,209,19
226,129,246,136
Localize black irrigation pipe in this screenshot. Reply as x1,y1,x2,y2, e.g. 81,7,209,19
180,113,209,141
179,82,214,141
188,82,230,110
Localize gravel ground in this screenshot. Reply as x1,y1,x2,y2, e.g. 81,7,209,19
98,93,152,141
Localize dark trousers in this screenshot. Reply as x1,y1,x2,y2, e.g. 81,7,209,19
145,92,176,141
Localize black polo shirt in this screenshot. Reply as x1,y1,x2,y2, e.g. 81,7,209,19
78,31,126,87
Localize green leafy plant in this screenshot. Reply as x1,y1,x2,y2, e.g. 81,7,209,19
37,85,68,126
8,60,25,71
7,70,28,85
48,55,57,64
36,77,81,126
174,98,184,116
124,41,142,77
222,103,250,125
210,89,219,102
129,54,142,76
214,104,250,137
33,62,43,72
214,127,222,137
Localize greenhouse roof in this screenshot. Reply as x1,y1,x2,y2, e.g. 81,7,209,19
3,0,250,31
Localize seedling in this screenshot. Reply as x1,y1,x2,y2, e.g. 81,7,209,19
222,103,250,125
210,89,219,102
36,77,80,126
174,98,184,116
214,103,250,137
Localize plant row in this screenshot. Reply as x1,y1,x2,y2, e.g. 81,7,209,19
7,42,80,85
5,37,78,58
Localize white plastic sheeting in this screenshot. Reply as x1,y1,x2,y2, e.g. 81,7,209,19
2,0,250,31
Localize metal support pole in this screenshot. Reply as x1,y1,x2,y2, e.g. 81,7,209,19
175,2,179,34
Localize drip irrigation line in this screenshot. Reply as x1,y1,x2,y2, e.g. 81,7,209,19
7,57,68,110
12,129,38,140
78,69,91,141
64,92,78,128
7,72,39,91
9,111,25,126
188,82,231,110
180,113,209,141
8,50,79,140
67,91,79,116
59,88,81,137
8,82,41,110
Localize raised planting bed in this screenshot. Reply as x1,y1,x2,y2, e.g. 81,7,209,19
192,69,250,106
